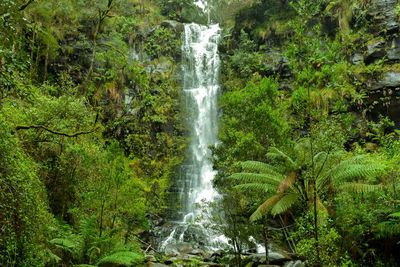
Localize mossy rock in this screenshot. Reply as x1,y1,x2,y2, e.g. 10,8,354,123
181,6,207,25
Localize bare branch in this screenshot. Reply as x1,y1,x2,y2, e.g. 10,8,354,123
15,124,99,137
19,0,35,11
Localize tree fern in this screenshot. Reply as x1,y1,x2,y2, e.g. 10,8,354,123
229,173,282,186
235,183,277,193
339,183,382,193
271,193,299,216
266,147,297,169
240,160,281,176
250,194,284,221
276,171,297,193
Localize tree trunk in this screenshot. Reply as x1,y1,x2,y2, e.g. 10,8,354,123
44,44,49,81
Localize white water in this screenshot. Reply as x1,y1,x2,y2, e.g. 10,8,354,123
180,22,221,220
159,22,229,250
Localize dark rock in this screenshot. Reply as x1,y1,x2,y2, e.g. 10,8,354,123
368,71,400,90
364,40,386,64
204,250,223,263
190,249,206,256
247,252,291,265
160,20,184,33
164,257,179,265
181,6,207,25
388,36,400,61
368,0,398,34
269,252,291,264
262,49,292,78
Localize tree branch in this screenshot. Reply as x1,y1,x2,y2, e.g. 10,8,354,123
98,43,127,58
15,124,99,137
19,0,35,11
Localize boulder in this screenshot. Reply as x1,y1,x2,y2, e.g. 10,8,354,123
181,6,207,25
269,252,291,265
365,40,386,64
145,254,157,262
351,52,364,65
388,37,400,61
368,0,398,33
368,71,400,90
284,260,304,267
164,242,194,257
160,20,184,33
247,252,291,265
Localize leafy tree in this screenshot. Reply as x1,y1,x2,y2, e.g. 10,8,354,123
229,142,383,263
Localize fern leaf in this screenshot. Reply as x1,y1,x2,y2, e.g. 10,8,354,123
240,161,281,176
229,173,282,186
375,222,400,237
235,183,277,193
339,183,382,193
331,164,382,183
276,171,296,193
250,194,284,221
389,212,400,218
271,193,299,216
266,147,297,169
50,238,78,251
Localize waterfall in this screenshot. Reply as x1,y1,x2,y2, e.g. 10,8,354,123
158,22,229,251
180,23,221,220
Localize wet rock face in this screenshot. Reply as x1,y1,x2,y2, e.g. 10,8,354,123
365,40,386,64
368,0,399,34
388,36,400,60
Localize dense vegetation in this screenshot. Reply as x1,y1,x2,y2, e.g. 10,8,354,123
1,0,400,266
0,0,186,265
212,0,400,266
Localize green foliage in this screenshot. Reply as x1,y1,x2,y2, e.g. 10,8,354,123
0,113,53,266
293,212,352,266
229,141,384,222
144,27,181,59
97,251,144,266
212,76,290,185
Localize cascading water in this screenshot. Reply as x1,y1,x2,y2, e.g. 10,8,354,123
158,22,229,250
180,23,220,221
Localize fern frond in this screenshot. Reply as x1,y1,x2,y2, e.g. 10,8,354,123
271,193,299,216
266,147,297,169
389,212,400,218
375,222,400,237
313,152,328,165
330,163,382,183
276,171,297,193
250,194,284,221
229,173,282,186
50,238,78,251
240,161,281,176
235,183,277,193
339,183,382,193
